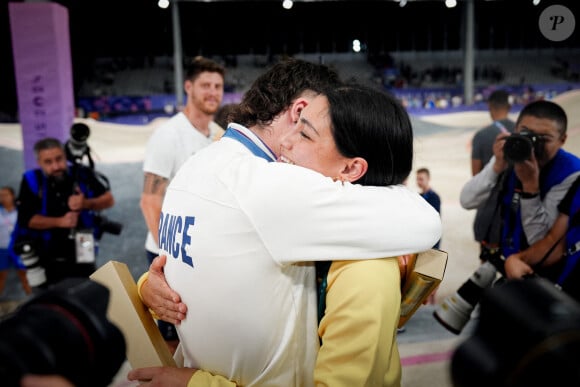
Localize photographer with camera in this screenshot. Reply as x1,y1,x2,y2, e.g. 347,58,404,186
14,137,115,289
434,100,580,334
461,100,580,258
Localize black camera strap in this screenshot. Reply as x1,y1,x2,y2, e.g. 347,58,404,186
94,169,111,191
71,164,111,191
505,179,525,250
475,166,512,250
530,228,565,271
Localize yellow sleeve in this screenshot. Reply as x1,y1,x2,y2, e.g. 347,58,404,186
315,258,402,387
188,370,237,387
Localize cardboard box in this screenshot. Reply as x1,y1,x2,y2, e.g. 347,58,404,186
90,260,176,368
398,249,448,327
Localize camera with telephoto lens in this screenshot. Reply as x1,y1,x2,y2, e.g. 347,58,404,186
93,213,123,239
433,247,506,335
0,278,126,387
65,122,123,239
13,239,46,288
66,122,94,169
503,129,544,163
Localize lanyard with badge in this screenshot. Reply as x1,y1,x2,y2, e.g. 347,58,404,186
74,228,95,263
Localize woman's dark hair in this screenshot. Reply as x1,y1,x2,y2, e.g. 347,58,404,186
232,57,341,128
325,84,413,187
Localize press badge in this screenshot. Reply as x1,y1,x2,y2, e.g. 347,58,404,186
75,229,96,263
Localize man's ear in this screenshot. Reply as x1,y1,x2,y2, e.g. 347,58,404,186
339,158,368,183
183,79,192,94
290,98,309,123
560,132,568,146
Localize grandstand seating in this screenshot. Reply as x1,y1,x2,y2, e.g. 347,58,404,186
79,49,580,97
76,49,580,122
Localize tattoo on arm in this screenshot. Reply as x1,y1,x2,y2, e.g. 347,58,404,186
143,173,169,195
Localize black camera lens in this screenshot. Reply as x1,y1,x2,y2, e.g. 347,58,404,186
503,134,533,163
503,130,544,164
66,123,94,168
0,278,126,387
70,123,90,143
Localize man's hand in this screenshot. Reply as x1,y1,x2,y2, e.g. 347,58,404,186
142,255,187,324
505,254,534,279
59,211,79,228
67,186,85,211
20,375,74,387
127,366,196,386
513,151,540,193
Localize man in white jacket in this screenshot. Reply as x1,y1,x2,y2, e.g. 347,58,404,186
132,59,441,387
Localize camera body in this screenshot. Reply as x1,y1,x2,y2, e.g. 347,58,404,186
93,213,123,239
0,278,126,387
503,129,544,163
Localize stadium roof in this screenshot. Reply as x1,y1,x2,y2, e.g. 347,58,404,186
1,0,578,118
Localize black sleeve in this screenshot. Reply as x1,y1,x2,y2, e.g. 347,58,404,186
558,175,580,216
16,173,42,227
433,192,441,214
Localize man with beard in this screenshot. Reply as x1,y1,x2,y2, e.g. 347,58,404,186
139,56,225,350
15,137,114,289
